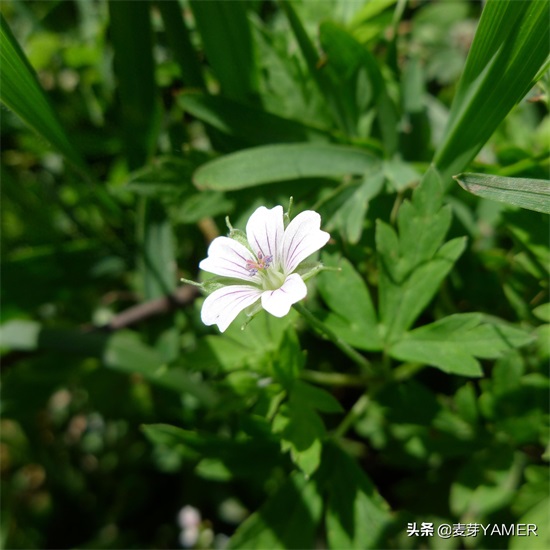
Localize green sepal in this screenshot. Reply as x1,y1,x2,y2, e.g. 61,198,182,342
296,262,340,282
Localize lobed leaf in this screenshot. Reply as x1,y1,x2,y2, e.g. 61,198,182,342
228,471,323,549
318,252,381,351
390,314,535,377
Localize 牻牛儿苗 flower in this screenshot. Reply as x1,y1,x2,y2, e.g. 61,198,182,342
198,204,330,332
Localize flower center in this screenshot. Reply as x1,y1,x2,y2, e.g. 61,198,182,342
246,251,285,290
245,251,272,275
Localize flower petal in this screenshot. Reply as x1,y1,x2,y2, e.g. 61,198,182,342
282,210,330,274
201,285,262,332
199,236,260,283
260,273,307,317
246,205,284,267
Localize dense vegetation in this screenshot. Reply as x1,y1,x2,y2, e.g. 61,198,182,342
1,1,549,549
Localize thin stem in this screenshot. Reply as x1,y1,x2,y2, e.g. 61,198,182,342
299,369,369,387
293,303,373,374
332,393,370,439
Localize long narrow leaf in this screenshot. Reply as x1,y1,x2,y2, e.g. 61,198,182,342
108,0,160,169
454,173,550,214
179,92,331,145
189,0,258,103
434,0,550,183
157,0,205,89
280,1,353,135
193,144,381,190
0,14,86,172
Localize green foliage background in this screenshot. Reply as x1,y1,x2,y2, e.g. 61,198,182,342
1,1,549,549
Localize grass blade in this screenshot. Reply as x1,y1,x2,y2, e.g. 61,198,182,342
157,0,205,89
179,92,331,145
434,0,550,183
0,14,86,172
454,173,550,214
108,0,160,169
189,0,258,103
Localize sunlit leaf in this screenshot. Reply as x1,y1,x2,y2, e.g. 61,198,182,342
193,144,381,190
454,173,550,214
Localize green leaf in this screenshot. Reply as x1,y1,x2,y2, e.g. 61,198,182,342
272,327,304,386
450,445,521,518
0,14,86,172
179,92,331,145
0,321,217,404
377,168,467,341
325,170,385,243
193,143,381,190
291,381,344,414
228,471,323,549
273,400,325,477
318,252,381,351
533,303,550,322
510,498,550,550
156,0,205,89
108,0,160,169
322,444,391,550
280,1,350,134
434,0,550,183
390,313,535,377
319,21,398,151
189,0,258,103
454,173,550,214
142,424,280,482
138,199,176,300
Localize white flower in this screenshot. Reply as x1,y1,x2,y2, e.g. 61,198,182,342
199,205,330,332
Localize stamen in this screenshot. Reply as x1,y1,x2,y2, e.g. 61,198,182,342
245,252,273,275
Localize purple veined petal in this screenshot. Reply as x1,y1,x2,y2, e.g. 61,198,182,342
246,205,284,268
199,236,261,283
201,284,262,332
260,273,307,318
281,210,330,274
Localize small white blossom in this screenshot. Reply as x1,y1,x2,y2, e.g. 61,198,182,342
199,205,330,332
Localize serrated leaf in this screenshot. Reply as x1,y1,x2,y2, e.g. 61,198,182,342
390,313,534,377
228,471,323,549
193,144,381,190
318,252,381,351
377,168,467,341
454,173,550,214
378,233,467,342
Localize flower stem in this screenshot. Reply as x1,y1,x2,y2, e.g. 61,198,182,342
332,393,370,439
299,369,369,387
293,303,373,374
